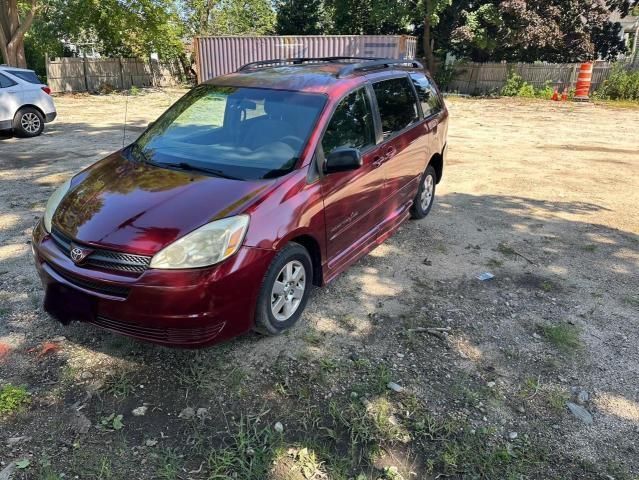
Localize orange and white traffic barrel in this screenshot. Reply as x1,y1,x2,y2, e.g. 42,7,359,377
574,62,593,101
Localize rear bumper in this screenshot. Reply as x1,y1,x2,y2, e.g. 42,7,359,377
32,222,275,348
45,112,57,123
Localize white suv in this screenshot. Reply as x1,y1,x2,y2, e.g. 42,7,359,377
0,66,57,137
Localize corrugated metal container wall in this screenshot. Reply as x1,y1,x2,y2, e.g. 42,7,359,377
195,35,417,83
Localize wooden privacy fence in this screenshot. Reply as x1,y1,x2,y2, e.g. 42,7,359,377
445,61,619,95
45,56,185,93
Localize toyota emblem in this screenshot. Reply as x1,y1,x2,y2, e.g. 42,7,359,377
70,246,91,264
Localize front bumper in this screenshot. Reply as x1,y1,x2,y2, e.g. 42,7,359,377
32,222,275,348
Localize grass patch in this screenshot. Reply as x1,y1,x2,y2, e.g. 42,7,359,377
538,324,582,352
486,258,504,268
581,244,598,252
540,280,554,292
104,370,135,398
497,242,516,256
622,295,639,308
0,384,30,416
156,448,183,480
207,417,281,478
545,389,570,414
302,329,325,347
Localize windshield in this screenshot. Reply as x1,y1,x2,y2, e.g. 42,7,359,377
133,85,326,180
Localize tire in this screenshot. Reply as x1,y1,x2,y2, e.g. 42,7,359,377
13,107,45,138
410,164,437,219
254,242,313,336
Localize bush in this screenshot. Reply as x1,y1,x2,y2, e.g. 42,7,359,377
501,71,527,97
594,65,639,101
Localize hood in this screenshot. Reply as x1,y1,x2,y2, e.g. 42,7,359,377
53,152,275,255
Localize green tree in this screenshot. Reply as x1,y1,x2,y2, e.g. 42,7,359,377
182,0,275,36
449,0,630,62
0,0,42,67
275,0,324,35
324,0,412,35
420,0,453,73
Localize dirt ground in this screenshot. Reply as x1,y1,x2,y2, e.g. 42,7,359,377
1,90,638,480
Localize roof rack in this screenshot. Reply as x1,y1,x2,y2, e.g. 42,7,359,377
237,57,380,72
337,59,423,78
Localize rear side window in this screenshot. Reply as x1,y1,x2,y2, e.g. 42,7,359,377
410,73,443,118
0,73,17,88
6,69,41,84
372,77,419,138
322,87,375,154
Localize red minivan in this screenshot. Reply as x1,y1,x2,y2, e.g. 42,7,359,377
32,58,448,348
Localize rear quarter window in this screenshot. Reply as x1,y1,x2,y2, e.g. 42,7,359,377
6,70,42,84
0,73,18,88
410,73,443,118
372,77,420,139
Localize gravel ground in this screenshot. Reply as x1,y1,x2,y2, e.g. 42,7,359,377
0,90,638,479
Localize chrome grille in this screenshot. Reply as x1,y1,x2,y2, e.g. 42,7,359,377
51,227,151,274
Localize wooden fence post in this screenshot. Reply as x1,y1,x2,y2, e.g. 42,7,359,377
82,55,89,92
45,52,50,83
119,57,125,90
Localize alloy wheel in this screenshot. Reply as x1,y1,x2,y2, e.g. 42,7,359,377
420,174,434,211
21,113,41,134
270,260,306,322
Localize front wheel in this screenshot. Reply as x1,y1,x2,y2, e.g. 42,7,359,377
254,242,313,336
410,164,437,219
13,107,45,138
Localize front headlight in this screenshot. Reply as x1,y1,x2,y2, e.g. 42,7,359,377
150,215,250,269
43,178,71,233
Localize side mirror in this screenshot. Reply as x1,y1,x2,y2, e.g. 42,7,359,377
324,147,362,174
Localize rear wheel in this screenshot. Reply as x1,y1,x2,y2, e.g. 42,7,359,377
254,242,313,335
13,107,44,137
410,164,437,219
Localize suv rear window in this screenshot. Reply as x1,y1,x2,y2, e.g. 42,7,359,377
410,73,443,117
372,77,419,139
6,69,42,84
322,87,375,154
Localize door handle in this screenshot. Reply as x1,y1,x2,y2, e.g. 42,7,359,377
373,156,384,168
385,147,396,159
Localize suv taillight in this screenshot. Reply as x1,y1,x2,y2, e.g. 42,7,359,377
41,86,51,95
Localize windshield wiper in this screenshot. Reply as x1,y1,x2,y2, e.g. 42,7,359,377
160,162,242,180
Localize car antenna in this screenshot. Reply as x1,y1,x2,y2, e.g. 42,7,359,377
122,88,129,148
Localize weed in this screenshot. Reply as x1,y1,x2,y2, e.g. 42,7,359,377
520,376,541,398
97,457,113,479
545,389,570,414
99,413,124,431
303,329,324,347
320,357,339,374
486,258,504,268
372,364,392,394
207,416,278,478
104,370,134,398
581,244,598,252
0,384,30,416
497,242,516,256
156,448,182,480
540,280,554,292
622,295,639,307
539,324,582,352
337,314,357,331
